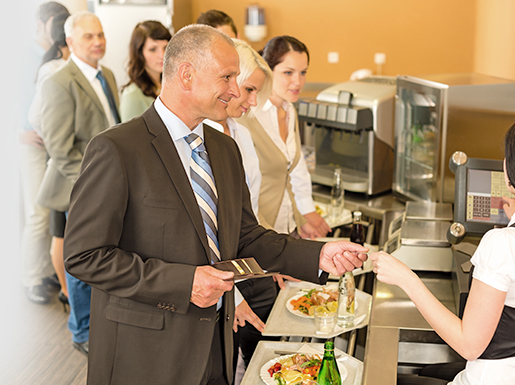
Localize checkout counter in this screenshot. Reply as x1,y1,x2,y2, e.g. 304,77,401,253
241,76,513,384
242,155,509,385
362,153,513,385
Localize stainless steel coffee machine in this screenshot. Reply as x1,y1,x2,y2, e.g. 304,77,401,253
298,76,396,195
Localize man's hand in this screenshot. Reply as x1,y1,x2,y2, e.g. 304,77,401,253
302,211,331,238
19,130,44,148
233,299,265,333
190,266,234,308
273,273,300,290
319,241,368,276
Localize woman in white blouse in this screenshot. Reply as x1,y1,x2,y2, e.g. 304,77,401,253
237,35,330,239
370,123,515,385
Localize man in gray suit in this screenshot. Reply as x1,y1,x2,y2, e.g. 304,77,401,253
39,10,119,356
64,25,367,384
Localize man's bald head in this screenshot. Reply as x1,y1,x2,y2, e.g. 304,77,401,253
162,24,235,85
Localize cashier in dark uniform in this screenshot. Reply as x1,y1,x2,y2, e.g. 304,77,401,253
370,123,515,385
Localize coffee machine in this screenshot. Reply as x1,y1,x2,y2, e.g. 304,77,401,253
298,76,396,196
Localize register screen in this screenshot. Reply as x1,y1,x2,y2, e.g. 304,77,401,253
466,169,514,225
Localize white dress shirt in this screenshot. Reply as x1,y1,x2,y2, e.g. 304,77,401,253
254,99,316,233
203,118,261,217
71,54,117,128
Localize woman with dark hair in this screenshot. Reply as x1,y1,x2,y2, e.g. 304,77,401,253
30,11,70,136
370,124,515,384
28,10,71,310
237,35,330,240
120,20,171,121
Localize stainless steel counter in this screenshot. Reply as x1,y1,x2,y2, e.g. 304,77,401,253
362,274,460,385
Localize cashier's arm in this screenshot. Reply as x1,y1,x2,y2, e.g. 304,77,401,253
370,251,507,361
319,241,368,275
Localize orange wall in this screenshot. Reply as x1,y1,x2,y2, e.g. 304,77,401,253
188,0,477,83
475,0,515,80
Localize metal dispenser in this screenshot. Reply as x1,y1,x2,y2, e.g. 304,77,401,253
298,76,396,196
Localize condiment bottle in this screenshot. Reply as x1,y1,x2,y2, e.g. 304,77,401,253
337,271,355,328
336,211,363,328
330,168,344,222
317,340,341,385
349,210,365,245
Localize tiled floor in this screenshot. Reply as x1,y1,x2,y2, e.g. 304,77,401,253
0,286,87,385
0,283,249,385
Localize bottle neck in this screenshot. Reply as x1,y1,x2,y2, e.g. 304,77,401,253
323,346,336,359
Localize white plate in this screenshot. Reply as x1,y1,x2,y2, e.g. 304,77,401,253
286,289,357,319
260,354,348,385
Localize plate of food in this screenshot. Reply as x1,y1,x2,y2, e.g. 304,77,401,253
260,353,347,385
286,286,340,318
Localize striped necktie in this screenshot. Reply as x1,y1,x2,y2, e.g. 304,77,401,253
96,70,121,124
185,133,220,263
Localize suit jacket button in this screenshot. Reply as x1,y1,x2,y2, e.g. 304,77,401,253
226,314,230,321
171,305,176,312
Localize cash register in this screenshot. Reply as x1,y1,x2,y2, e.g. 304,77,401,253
447,151,514,317
447,151,513,244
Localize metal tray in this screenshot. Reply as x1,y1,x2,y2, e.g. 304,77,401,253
262,281,372,339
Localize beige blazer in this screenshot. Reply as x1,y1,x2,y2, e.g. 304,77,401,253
37,58,119,212
237,113,307,231
64,105,326,384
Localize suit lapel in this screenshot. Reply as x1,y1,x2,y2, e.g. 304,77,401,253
144,107,212,264
67,59,108,120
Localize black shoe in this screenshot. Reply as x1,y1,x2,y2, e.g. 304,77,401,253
25,285,51,304
42,274,61,292
72,341,89,356
57,291,69,313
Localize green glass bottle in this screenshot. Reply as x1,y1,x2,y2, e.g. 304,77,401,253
317,341,341,385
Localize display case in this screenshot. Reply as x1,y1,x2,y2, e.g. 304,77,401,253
393,73,515,203
393,76,447,202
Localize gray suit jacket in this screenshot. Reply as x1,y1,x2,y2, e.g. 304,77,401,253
64,105,326,385
37,58,119,211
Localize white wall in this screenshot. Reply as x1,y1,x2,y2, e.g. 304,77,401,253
93,1,173,90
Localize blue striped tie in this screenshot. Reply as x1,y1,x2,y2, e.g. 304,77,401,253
185,134,220,263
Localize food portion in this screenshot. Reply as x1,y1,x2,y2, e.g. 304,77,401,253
267,353,322,384
289,286,338,317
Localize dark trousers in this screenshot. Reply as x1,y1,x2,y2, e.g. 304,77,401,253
235,277,280,368
202,317,229,385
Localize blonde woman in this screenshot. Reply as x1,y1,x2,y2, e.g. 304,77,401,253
204,39,282,370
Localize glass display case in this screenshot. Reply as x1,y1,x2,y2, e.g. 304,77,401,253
393,73,515,203
393,76,448,202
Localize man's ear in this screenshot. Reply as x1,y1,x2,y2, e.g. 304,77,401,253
177,62,194,91
66,37,74,52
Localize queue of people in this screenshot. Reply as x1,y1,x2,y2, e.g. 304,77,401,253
18,3,514,385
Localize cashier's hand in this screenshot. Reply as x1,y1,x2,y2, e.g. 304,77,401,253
191,266,234,308
234,299,265,333
319,241,368,276
502,196,515,220
369,251,417,289
301,212,331,239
